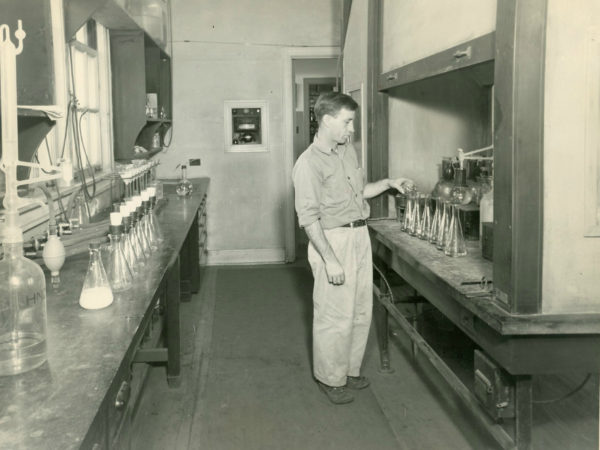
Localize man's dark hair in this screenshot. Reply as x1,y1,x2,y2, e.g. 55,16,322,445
314,92,358,125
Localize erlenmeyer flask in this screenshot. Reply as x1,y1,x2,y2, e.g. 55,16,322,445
419,195,432,240
121,214,139,274
444,203,467,257
401,192,413,232
141,192,159,251
79,242,114,310
106,213,134,292
147,186,164,243
436,201,450,251
409,192,421,236
132,196,152,257
429,197,440,245
176,165,193,197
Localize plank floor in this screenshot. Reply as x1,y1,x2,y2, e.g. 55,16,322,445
130,262,597,450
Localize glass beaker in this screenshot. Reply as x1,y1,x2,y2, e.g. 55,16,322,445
106,213,134,292
444,203,468,257
419,195,432,240
79,242,114,310
436,201,450,251
0,242,48,375
176,165,193,197
429,198,440,245
408,192,421,236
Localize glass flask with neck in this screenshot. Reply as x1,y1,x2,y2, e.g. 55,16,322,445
132,196,152,257
444,203,468,257
401,191,413,232
124,203,147,269
147,186,164,243
419,195,432,240
408,192,422,236
436,200,451,251
141,191,159,250
176,164,193,197
106,213,134,292
0,234,48,375
429,197,441,245
79,242,114,310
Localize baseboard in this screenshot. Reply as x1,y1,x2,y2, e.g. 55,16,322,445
206,248,285,265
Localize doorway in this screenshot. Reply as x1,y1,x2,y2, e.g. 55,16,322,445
283,50,340,262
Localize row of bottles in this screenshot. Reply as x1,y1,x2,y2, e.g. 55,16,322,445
399,190,468,257
79,187,164,310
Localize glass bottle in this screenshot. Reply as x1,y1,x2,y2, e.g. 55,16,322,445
176,165,193,197
409,192,421,237
401,192,413,232
429,197,440,245
436,201,451,251
79,242,114,310
419,195,432,240
147,187,164,243
444,203,468,257
450,168,473,205
124,203,147,270
479,175,494,246
133,196,152,257
121,214,139,275
106,213,134,292
0,242,48,375
141,192,159,251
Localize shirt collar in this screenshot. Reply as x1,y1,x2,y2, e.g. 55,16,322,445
313,133,344,155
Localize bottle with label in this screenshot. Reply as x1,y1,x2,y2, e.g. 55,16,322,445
0,241,48,375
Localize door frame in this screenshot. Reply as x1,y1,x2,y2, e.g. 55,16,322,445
282,47,341,262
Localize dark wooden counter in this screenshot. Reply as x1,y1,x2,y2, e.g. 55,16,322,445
0,178,209,450
369,219,600,375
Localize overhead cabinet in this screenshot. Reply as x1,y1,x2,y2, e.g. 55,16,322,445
379,0,496,90
110,30,172,161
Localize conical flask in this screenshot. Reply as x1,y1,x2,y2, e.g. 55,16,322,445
444,204,467,257
121,214,140,274
419,195,432,240
147,186,164,243
429,197,440,245
79,242,114,310
401,193,413,232
436,201,450,251
409,192,421,236
106,213,134,292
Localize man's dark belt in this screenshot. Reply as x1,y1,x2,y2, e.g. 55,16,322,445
341,219,367,228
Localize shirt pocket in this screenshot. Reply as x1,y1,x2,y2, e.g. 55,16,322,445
322,170,351,208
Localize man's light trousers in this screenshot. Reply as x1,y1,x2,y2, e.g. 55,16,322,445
307,226,373,387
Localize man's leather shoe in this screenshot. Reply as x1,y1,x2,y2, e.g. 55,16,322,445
317,381,354,404
346,376,370,390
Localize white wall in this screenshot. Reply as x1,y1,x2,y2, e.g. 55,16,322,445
542,0,600,313
156,0,341,264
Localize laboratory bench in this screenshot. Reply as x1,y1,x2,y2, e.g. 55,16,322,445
0,178,209,450
369,219,600,449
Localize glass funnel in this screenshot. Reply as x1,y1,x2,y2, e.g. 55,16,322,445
79,242,114,310
444,203,468,257
0,242,47,375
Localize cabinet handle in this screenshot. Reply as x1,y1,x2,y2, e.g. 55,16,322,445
453,46,472,59
386,72,398,81
114,381,131,411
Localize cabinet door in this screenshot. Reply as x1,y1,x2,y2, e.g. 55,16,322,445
381,0,497,73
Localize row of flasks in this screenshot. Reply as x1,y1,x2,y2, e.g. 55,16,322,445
79,186,164,310
399,191,467,257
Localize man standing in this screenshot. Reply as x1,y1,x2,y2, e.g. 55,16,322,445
293,92,414,404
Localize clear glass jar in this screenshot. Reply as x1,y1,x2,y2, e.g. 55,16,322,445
0,242,48,375
176,165,193,197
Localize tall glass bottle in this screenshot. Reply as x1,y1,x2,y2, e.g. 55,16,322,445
176,164,193,197
106,213,134,292
444,204,468,257
0,242,47,375
79,242,114,310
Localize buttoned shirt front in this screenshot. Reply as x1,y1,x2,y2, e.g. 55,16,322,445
292,134,370,230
